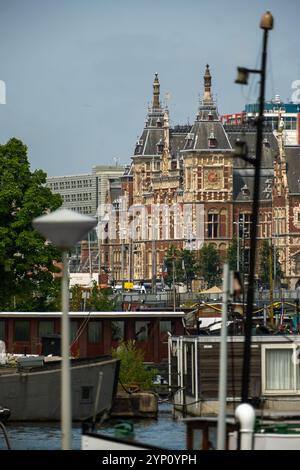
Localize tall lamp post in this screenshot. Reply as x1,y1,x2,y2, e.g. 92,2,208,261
235,11,274,403
33,208,97,450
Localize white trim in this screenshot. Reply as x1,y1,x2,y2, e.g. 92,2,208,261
0,311,185,319
261,344,300,396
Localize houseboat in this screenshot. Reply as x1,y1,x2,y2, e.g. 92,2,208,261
0,311,185,364
169,334,300,416
0,355,119,421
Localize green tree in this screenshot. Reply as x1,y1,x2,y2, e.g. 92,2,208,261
86,282,115,311
163,245,197,289
196,243,222,288
0,138,62,310
70,284,83,311
163,245,182,287
259,239,283,288
112,340,158,391
227,236,238,271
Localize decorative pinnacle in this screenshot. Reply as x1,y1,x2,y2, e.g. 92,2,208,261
152,73,161,110
203,64,212,102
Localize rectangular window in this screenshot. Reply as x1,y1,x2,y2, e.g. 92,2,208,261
160,320,172,334
0,320,5,341
39,320,54,338
81,386,93,404
14,320,30,342
135,321,148,341
208,213,219,238
111,321,125,341
88,321,102,343
262,345,300,394
71,322,78,342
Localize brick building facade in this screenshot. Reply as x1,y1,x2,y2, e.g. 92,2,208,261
100,66,300,288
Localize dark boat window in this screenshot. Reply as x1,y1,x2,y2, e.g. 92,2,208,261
0,320,5,341
39,320,54,338
88,320,102,343
160,320,172,335
112,321,125,341
135,321,148,341
81,386,93,403
71,321,79,342
14,320,30,342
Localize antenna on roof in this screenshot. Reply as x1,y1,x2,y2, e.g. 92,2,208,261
164,91,171,109
113,156,119,167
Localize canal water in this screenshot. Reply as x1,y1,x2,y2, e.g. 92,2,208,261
0,403,187,450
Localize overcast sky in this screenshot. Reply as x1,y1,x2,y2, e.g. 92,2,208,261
0,0,299,176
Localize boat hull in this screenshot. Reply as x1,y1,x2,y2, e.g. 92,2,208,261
0,356,119,421
229,431,300,450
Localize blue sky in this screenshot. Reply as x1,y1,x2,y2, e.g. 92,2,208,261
0,0,299,176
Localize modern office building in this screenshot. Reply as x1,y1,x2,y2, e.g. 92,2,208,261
46,166,125,217
222,95,300,145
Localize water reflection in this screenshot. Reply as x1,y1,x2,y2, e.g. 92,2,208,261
0,404,186,450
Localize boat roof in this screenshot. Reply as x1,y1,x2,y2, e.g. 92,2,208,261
0,311,185,319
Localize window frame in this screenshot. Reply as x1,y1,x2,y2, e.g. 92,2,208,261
208,211,219,239
14,320,30,342
87,320,103,344
261,344,300,395
0,320,5,341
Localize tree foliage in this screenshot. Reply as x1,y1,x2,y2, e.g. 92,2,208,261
70,282,115,311
227,236,238,271
0,138,62,310
112,340,158,391
259,239,283,288
163,245,197,288
86,282,115,311
196,243,222,288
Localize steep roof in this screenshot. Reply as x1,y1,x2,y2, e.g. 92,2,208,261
226,127,278,169
286,146,300,194
183,65,232,152
184,114,232,151
233,171,273,202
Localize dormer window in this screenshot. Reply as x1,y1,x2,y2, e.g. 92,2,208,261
156,117,162,128
145,118,149,128
263,179,272,199
156,138,164,153
208,131,217,148
208,111,213,121
135,139,143,154
185,132,194,148
241,184,250,197
263,137,270,147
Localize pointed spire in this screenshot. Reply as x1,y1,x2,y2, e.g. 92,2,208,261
203,64,212,103
162,110,170,175
152,73,161,110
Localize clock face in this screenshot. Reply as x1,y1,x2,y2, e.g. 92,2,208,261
208,171,218,183
204,167,223,189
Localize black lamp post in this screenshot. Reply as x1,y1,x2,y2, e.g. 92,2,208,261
235,11,274,404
